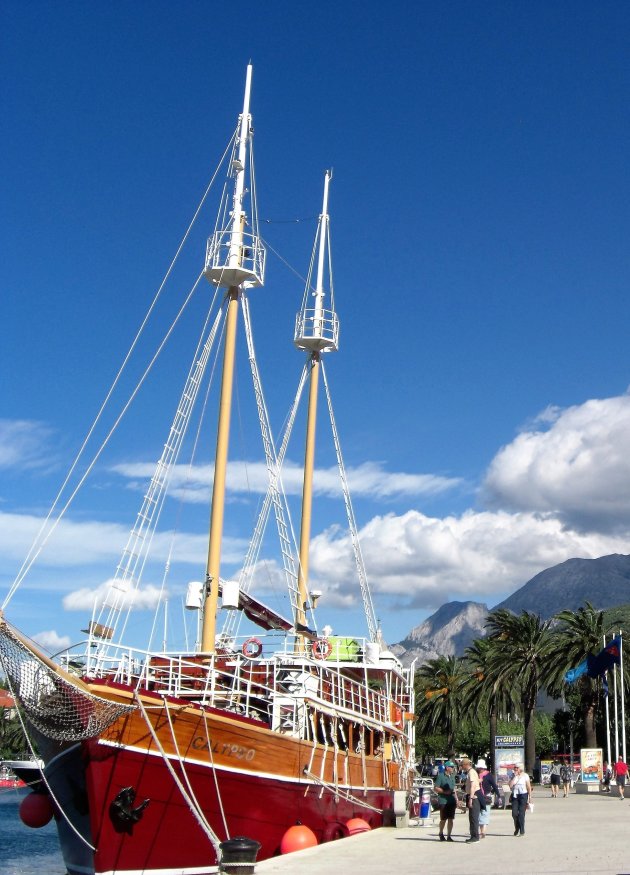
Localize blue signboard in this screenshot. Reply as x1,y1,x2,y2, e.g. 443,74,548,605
495,735,524,748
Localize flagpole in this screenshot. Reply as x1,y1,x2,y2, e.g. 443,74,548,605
614,656,620,763
604,635,612,767
620,630,626,763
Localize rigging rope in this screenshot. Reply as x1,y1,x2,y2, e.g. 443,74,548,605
3,133,237,611
134,693,222,856
4,271,207,616
302,770,383,813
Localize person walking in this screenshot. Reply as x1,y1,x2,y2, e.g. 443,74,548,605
560,761,571,797
509,765,532,836
614,758,628,800
434,761,458,842
462,758,481,844
549,760,561,797
602,761,611,793
476,758,500,838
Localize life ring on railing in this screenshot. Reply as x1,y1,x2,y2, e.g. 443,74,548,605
242,637,263,659
390,702,403,728
311,638,332,660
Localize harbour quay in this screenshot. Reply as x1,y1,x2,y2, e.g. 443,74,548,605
254,790,628,874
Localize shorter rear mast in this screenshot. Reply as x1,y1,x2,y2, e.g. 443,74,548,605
294,170,339,646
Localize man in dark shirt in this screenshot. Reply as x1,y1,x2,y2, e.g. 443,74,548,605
435,761,458,841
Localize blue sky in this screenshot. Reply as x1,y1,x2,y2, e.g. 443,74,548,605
4,1,630,653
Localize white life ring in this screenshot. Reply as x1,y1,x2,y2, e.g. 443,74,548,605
312,638,332,660
242,637,263,658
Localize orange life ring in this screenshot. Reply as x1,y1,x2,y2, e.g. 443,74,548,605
312,638,332,660
242,637,263,658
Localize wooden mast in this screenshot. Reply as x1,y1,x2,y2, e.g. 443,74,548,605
295,171,335,645
201,66,254,654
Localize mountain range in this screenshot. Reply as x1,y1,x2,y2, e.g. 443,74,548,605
392,552,630,667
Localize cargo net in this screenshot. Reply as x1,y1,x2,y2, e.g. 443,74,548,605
0,620,134,742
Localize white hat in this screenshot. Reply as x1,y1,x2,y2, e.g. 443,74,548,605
475,758,487,769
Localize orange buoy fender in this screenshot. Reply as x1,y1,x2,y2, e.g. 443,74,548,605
280,823,318,854
346,817,371,835
19,792,54,828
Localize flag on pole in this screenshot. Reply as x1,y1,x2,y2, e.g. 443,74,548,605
587,636,622,678
565,637,622,684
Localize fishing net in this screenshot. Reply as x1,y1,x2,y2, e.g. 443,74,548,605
0,618,133,741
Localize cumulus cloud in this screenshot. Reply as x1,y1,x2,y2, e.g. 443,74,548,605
483,394,630,533
307,508,630,611
0,510,245,569
111,459,460,502
32,630,72,653
63,578,166,611
0,419,55,471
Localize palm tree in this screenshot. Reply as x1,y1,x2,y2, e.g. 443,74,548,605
0,707,27,758
547,602,610,748
463,636,518,771
415,655,468,752
485,609,555,774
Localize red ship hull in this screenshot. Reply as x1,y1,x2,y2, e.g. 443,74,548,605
49,736,392,875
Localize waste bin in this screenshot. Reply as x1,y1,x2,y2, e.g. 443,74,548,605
419,789,431,819
219,836,262,874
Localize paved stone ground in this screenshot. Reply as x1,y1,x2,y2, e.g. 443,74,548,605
254,789,630,874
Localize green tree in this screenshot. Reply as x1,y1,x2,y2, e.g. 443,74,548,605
415,655,468,752
0,707,27,758
462,636,518,771
548,602,609,748
485,609,554,774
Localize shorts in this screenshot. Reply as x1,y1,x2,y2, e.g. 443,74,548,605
616,775,626,786
550,774,561,786
440,797,457,819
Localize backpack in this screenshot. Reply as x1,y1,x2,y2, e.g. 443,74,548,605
560,765,570,781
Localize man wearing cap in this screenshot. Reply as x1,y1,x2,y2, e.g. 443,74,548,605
462,758,481,843
434,761,458,841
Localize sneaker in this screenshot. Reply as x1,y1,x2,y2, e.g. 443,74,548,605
465,838,480,843
439,834,446,842
513,828,519,836
446,836,454,842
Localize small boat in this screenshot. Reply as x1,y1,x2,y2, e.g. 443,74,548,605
0,759,43,791
0,65,416,874
0,763,25,790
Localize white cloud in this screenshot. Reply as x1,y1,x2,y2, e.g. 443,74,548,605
32,629,72,653
63,578,166,612
307,508,630,611
111,459,460,501
0,510,245,569
483,393,630,532
0,419,55,471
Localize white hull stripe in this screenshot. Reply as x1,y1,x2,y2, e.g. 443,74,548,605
96,737,388,792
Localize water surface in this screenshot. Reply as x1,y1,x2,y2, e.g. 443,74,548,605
0,790,66,875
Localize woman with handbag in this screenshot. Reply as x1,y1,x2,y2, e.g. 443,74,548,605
509,765,532,836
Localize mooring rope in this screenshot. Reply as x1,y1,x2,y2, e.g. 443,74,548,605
134,693,222,855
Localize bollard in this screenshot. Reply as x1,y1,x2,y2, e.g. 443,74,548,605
219,836,261,874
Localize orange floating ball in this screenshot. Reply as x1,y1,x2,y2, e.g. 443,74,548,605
346,817,371,835
280,823,318,854
19,792,54,828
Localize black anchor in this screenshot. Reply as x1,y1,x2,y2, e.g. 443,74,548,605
110,786,150,833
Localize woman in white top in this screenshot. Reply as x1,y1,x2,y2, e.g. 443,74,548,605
509,765,532,836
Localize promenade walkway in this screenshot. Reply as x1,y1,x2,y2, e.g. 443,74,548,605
255,789,629,874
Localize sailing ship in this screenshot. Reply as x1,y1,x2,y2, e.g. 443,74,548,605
0,66,416,875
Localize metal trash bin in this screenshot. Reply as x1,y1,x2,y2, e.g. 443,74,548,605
219,837,262,874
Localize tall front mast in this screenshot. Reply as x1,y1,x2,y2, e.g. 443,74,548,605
294,171,339,643
201,65,265,653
